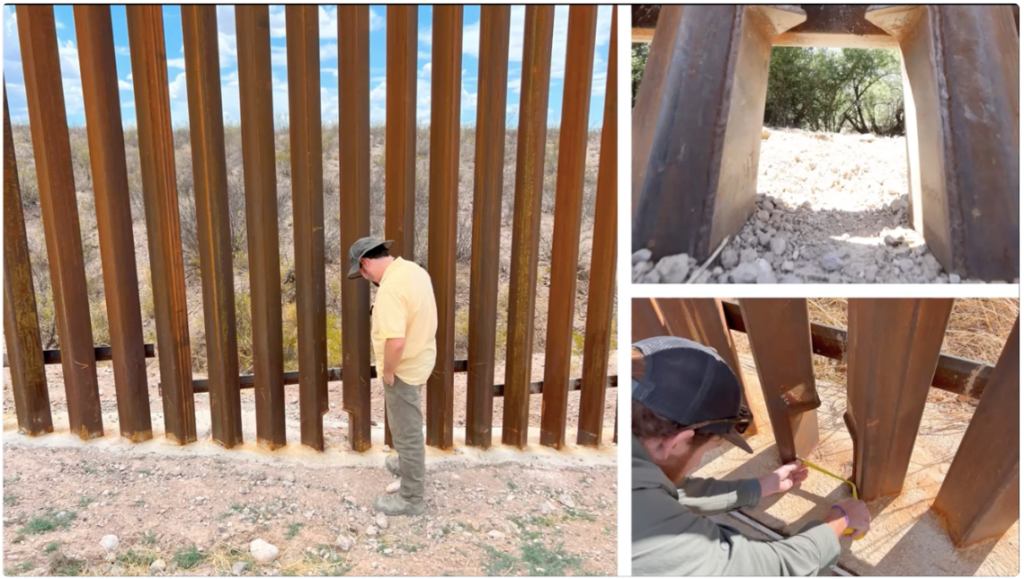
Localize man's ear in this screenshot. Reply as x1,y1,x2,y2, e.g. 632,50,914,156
663,429,695,455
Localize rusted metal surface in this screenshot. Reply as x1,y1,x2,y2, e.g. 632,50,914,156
932,318,1019,548
3,84,53,437
502,5,554,449
385,6,418,263
631,298,666,342
866,6,1019,281
236,5,286,450
776,5,895,48
630,5,682,223
182,5,243,449
6,344,155,368
721,299,997,400
845,298,953,501
286,5,327,451
651,298,758,434
631,5,806,262
74,6,152,443
632,5,895,47
17,6,104,440
540,6,598,450
188,361,616,399
338,6,373,453
426,6,463,450
738,299,820,463
383,5,419,450
466,6,511,450
577,8,617,449
126,5,197,445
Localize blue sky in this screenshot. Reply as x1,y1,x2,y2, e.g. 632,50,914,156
3,5,612,129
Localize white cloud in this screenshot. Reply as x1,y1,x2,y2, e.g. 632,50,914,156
269,6,286,38
462,19,479,58
319,6,337,39
595,6,613,47
115,45,131,56
321,68,338,78
122,100,135,108
370,80,386,105
320,42,337,62
167,57,186,70
118,77,133,91
271,45,287,67
168,71,189,101
369,8,384,32
58,39,81,79
55,20,65,30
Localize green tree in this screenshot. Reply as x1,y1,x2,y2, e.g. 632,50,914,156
632,43,649,107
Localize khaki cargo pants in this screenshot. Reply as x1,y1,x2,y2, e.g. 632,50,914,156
384,376,425,504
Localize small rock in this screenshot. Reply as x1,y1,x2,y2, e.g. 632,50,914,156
537,502,556,515
170,466,183,477
336,535,354,552
632,261,653,282
150,559,167,573
375,513,389,530
781,260,795,272
386,480,401,494
105,552,117,563
884,234,901,247
756,210,770,222
821,252,843,272
100,534,119,552
800,200,813,210
487,530,506,540
557,494,576,509
757,231,772,247
344,496,358,505
949,273,961,284
382,445,391,453
898,258,915,273
730,262,760,283
366,525,379,536
250,539,279,564
632,248,652,265
232,562,249,576
865,265,878,283
654,254,690,283
739,248,758,264
720,248,739,270
282,472,296,483
779,274,802,283
769,237,787,255
761,128,771,140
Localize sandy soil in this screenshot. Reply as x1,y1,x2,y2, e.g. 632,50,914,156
1,444,616,577
633,128,1005,284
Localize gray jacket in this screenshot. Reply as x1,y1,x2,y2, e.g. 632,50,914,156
632,435,841,576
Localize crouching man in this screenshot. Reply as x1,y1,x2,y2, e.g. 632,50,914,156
631,336,870,575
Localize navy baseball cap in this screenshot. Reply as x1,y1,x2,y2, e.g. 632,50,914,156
632,335,753,453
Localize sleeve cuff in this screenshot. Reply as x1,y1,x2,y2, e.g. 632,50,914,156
796,520,842,570
738,478,762,509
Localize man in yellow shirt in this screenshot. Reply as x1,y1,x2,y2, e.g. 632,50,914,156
348,237,438,516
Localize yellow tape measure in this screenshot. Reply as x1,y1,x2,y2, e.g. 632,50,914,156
797,457,863,540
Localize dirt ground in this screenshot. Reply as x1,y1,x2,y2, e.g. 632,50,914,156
633,128,1010,284
1,443,616,577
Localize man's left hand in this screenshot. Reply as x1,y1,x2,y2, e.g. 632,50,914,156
758,462,809,496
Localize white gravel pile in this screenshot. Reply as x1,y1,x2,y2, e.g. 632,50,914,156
634,128,986,284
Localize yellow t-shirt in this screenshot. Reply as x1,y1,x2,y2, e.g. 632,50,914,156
371,257,438,385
